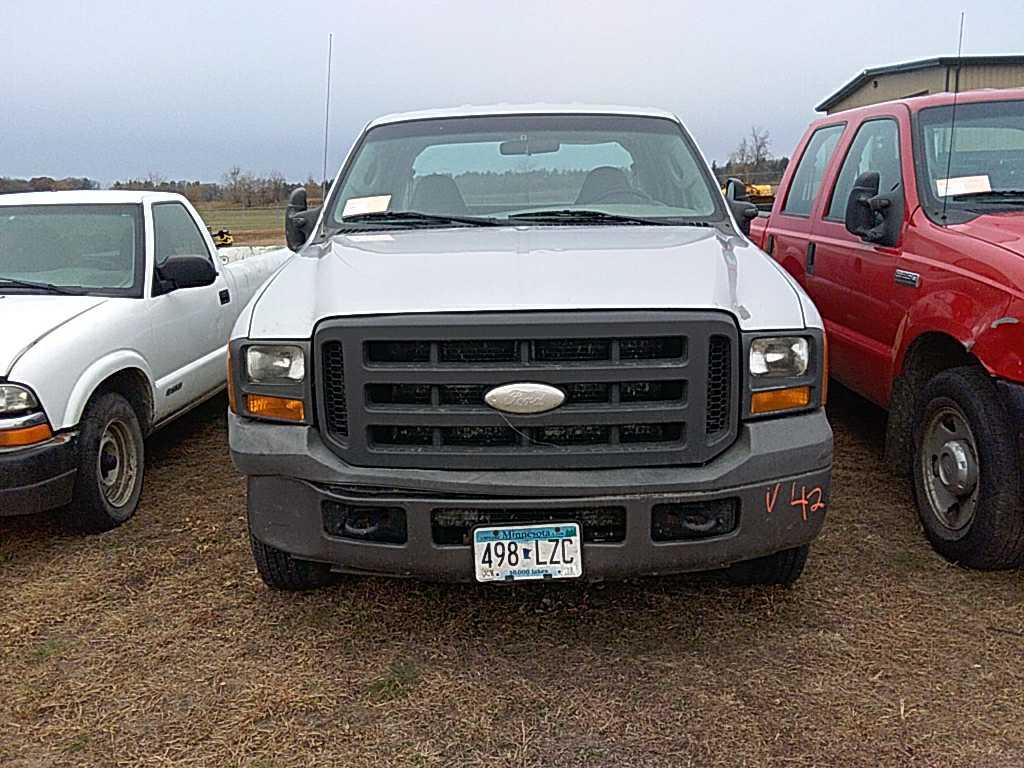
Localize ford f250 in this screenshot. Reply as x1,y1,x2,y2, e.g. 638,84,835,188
748,88,1024,570
228,105,832,589
0,191,289,530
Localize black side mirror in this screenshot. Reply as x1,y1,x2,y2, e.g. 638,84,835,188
725,178,758,236
844,171,902,247
285,188,322,252
156,254,217,290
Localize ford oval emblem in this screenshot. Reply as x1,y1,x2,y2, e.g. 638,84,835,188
484,383,565,415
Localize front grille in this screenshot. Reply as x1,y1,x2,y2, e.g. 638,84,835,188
316,312,739,470
431,507,627,546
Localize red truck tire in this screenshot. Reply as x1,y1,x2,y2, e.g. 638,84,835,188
912,367,1024,569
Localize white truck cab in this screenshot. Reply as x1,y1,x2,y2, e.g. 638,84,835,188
0,191,289,529
228,106,833,590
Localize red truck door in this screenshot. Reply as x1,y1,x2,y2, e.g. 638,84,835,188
765,124,846,290
808,113,909,404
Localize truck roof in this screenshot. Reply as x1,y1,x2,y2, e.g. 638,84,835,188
0,190,186,206
809,86,1024,127
368,103,680,128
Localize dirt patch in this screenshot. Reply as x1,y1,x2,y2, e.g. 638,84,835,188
2,388,1022,767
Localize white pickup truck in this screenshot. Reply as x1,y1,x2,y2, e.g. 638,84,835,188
229,105,833,590
0,191,289,530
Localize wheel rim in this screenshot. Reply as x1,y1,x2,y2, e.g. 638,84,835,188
920,402,980,534
97,418,139,509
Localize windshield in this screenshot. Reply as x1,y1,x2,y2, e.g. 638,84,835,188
326,114,724,230
0,204,144,296
917,99,1024,214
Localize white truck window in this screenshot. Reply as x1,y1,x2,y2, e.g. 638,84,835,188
152,202,211,266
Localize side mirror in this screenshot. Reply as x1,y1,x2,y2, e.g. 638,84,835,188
285,188,322,252
725,178,758,236
844,171,881,240
156,254,217,290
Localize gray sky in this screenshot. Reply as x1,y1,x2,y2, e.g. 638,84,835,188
2,0,1022,184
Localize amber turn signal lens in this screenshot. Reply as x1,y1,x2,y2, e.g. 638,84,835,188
246,394,305,422
0,422,53,448
750,386,811,415
821,333,829,407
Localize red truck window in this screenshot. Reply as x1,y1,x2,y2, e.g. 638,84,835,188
826,119,902,220
782,124,844,217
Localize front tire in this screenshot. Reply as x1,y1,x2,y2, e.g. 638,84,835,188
65,392,145,533
912,367,1024,570
250,534,340,591
724,545,809,586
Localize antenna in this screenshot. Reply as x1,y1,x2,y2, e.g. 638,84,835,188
940,12,965,223
321,33,334,198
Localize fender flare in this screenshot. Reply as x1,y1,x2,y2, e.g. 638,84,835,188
60,350,156,431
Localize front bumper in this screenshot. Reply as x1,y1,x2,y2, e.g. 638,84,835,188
231,409,832,581
0,433,78,516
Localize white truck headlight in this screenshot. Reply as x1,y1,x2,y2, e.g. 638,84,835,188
245,345,306,383
0,383,40,415
749,337,809,377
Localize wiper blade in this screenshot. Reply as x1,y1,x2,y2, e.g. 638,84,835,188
506,209,675,225
951,189,1024,201
0,277,84,295
338,210,498,227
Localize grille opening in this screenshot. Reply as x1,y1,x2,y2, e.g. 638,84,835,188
440,340,517,363
367,340,430,363
441,426,517,446
440,384,489,405
620,423,684,444
651,499,738,541
431,507,626,546
371,425,432,446
322,501,407,544
705,335,732,437
562,382,610,403
321,341,348,436
367,383,431,405
533,339,611,362
533,425,609,445
620,336,685,360
620,381,685,402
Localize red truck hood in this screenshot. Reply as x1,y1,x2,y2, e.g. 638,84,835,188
953,211,1024,257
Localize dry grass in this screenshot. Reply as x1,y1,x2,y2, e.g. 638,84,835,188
2,387,1022,767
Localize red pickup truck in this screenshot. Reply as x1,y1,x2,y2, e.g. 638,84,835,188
743,88,1024,570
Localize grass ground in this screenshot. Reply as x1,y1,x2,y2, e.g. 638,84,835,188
1,386,1022,767
197,207,285,246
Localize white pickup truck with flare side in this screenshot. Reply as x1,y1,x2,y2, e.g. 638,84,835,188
0,191,290,529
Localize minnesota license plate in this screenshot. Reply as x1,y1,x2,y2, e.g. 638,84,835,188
473,522,583,583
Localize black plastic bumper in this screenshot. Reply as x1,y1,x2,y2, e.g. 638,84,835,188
232,409,832,581
0,433,78,516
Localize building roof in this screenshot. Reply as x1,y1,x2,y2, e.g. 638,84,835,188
368,103,679,128
816,54,1024,112
0,190,185,205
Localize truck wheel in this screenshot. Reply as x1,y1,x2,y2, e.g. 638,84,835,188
250,534,340,591
724,545,809,586
65,392,145,533
912,366,1024,569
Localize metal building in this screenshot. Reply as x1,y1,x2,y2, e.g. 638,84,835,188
816,55,1024,113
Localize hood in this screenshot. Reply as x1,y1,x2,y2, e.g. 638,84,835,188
246,226,808,338
0,294,107,377
954,211,1024,257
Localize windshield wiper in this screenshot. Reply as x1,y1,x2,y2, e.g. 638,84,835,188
951,189,1024,202
506,209,682,226
334,210,499,229
0,277,84,295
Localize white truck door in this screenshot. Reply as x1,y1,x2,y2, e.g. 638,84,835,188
147,201,231,419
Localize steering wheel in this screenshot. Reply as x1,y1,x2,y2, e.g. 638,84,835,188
586,187,656,205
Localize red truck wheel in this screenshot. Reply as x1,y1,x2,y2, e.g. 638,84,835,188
912,367,1024,570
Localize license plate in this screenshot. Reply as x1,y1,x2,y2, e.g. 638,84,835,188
473,522,583,583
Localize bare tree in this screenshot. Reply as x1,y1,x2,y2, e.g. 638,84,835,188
730,126,772,167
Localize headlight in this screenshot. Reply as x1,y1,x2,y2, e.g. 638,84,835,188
245,345,305,383
749,337,809,377
0,384,40,415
